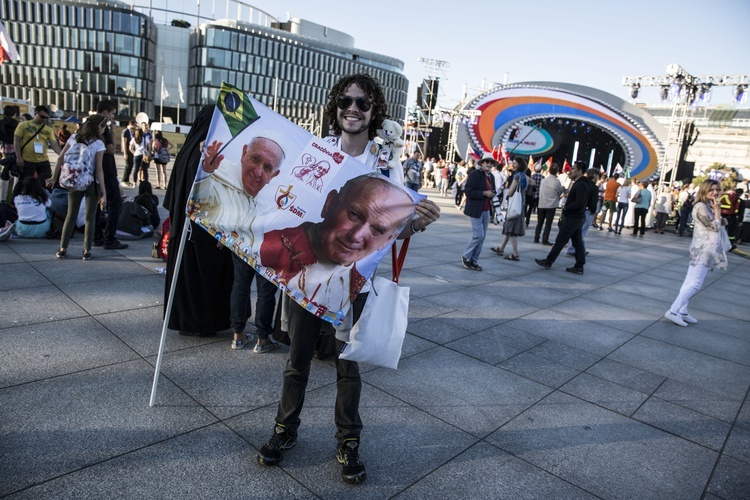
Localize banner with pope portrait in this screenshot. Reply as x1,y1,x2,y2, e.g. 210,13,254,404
187,83,421,326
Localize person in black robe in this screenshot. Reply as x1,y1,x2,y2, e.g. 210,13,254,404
163,105,234,336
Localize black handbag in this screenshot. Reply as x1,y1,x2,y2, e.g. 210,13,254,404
0,154,19,180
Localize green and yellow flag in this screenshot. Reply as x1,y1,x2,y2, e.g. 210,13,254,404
217,82,260,136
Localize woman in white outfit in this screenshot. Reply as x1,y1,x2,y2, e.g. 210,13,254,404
664,179,727,326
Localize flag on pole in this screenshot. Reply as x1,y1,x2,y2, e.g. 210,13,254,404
501,144,510,164
563,159,571,173
0,21,20,65
546,156,553,169
160,76,169,101
178,78,185,103
529,155,534,168
217,82,261,137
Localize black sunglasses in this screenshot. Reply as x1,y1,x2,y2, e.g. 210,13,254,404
336,95,372,112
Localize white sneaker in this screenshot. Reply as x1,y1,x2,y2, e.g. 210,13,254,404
681,313,698,324
664,310,688,327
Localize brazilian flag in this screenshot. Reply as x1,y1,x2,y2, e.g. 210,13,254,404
218,82,260,136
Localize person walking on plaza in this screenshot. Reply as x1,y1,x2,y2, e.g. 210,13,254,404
461,152,497,271
256,73,440,484
491,157,528,261
664,180,728,326
13,105,61,182
631,180,652,237
599,173,620,231
535,160,589,275
535,163,564,245
566,168,599,258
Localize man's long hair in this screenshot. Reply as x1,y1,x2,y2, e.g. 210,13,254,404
326,73,388,140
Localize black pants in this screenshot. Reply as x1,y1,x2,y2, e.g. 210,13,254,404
535,207,557,243
94,155,122,244
633,207,648,236
544,215,586,269
122,152,134,183
525,197,539,226
276,294,367,442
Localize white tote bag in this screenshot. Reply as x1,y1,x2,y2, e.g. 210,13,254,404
339,275,409,369
506,191,522,219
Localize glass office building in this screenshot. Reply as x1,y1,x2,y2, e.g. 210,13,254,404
0,0,408,127
0,0,157,118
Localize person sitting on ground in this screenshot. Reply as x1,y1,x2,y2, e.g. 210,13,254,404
12,176,52,238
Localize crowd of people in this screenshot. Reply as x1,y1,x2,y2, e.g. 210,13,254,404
0,103,171,249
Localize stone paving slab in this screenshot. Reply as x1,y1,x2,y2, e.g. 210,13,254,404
9,424,315,500
487,391,718,500
0,360,216,496
0,316,139,388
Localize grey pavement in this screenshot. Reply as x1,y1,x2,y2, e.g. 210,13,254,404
1,178,749,499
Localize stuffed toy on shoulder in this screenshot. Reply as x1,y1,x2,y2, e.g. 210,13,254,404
376,119,405,171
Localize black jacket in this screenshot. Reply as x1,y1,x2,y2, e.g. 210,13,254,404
563,176,589,218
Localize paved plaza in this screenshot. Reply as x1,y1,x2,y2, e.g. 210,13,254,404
1,176,749,498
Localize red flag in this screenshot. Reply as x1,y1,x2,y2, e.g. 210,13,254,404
501,145,510,163
546,156,553,168
492,145,500,161
563,159,571,173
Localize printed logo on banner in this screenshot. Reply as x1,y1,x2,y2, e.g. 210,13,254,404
291,153,332,193
274,184,306,218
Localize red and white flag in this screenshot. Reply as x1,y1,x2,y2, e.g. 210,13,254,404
0,21,20,65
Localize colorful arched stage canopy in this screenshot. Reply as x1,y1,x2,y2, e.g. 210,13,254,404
457,82,667,180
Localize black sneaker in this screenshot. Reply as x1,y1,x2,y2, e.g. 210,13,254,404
566,266,584,275
535,258,551,270
461,256,472,269
470,261,482,271
336,438,366,484
257,424,297,466
104,240,129,250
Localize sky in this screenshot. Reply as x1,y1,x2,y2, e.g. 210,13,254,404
139,0,750,111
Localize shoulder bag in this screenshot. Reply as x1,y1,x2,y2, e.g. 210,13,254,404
339,238,410,369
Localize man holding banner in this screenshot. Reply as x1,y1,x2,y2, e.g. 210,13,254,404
256,74,440,484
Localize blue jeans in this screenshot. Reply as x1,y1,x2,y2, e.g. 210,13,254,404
614,202,629,233
463,210,490,262
230,253,278,339
568,211,594,255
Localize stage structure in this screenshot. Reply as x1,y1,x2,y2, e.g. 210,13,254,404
455,82,667,180
622,64,750,190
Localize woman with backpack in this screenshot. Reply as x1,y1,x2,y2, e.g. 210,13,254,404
50,114,107,260
151,131,172,190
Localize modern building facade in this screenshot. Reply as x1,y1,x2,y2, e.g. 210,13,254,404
0,0,408,129
0,0,157,119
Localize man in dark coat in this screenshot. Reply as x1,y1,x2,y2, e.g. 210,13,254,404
461,152,497,271
535,160,589,275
